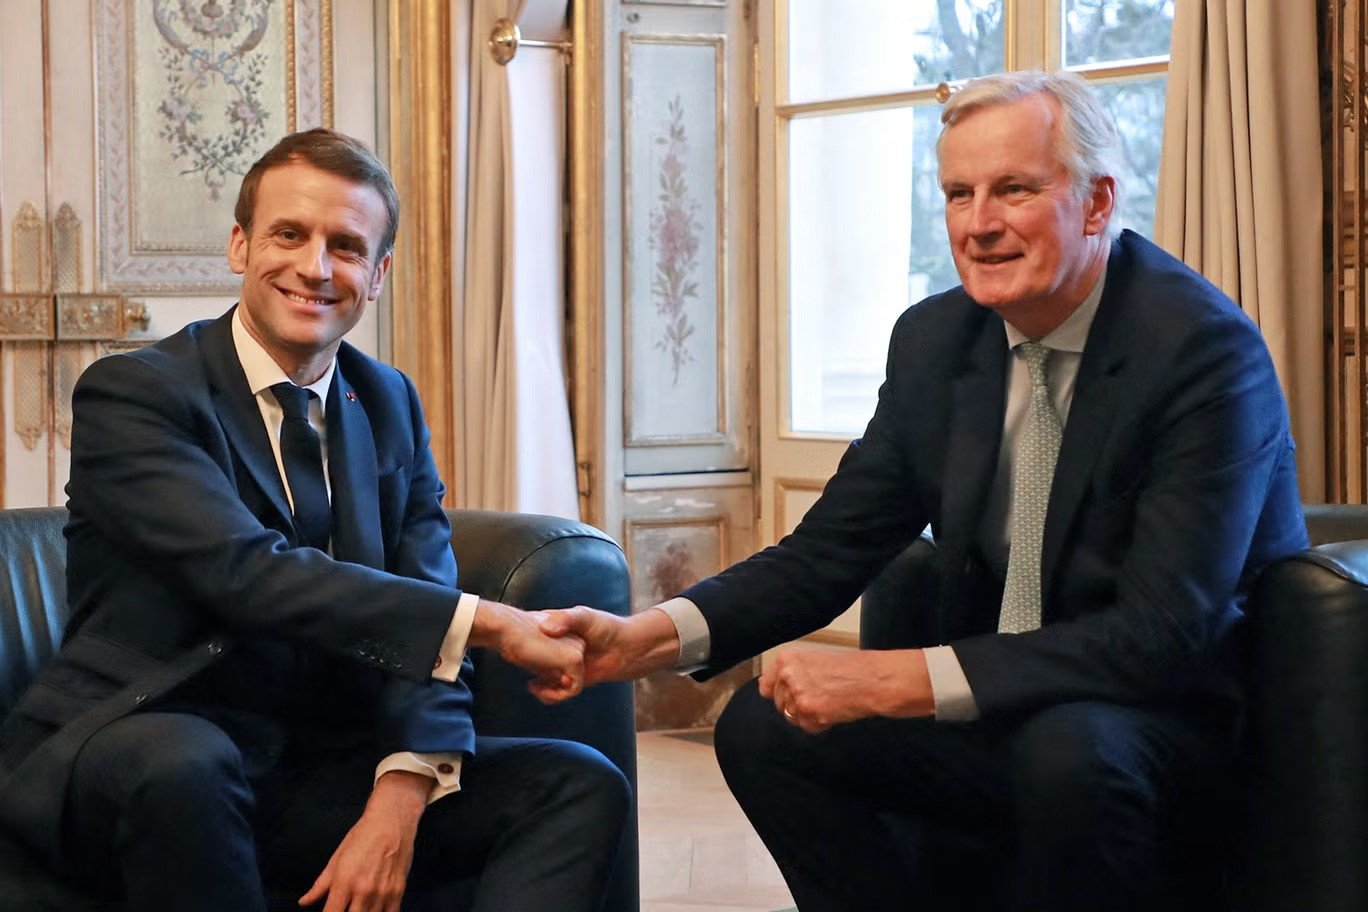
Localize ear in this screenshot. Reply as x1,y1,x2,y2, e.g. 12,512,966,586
1082,176,1116,237
228,224,249,275
368,251,392,300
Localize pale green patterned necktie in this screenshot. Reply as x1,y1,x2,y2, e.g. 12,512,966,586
999,342,1061,634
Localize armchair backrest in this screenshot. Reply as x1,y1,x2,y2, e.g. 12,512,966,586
0,508,68,719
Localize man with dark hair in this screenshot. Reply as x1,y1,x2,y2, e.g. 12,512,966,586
0,128,628,912
542,72,1308,911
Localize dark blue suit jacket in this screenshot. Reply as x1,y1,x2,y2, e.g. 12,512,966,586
0,309,474,866
685,231,1307,722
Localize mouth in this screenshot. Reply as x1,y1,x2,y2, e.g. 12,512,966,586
972,253,1023,266
277,288,336,308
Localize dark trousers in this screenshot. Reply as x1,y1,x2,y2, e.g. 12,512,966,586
715,679,1232,912
63,712,630,912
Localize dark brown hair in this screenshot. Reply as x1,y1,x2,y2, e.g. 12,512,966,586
234,128,399,257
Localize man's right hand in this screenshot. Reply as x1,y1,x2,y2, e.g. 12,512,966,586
535,606,682,700
468,599,586,703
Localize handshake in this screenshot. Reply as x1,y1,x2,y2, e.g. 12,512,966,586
467,599,681,704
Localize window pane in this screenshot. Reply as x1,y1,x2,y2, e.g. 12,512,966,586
788,105,955,435
1063,0,1174,67
787,0,1004,104
1093,75,1166,238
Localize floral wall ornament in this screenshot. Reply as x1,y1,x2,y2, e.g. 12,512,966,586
648,95,702,386
152,0,272,199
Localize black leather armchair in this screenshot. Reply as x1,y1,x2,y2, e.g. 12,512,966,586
0,507,639,912
859,504,1368,912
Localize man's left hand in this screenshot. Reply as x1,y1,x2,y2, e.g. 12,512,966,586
758,647,935,734
298,770,427,911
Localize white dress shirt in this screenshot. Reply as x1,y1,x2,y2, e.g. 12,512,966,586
231,310,477,801
656,264,1107,722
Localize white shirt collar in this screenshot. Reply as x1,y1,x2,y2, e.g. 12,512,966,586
1003,253,1109,355
231,307,335,411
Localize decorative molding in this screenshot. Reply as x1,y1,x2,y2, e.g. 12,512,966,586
387,0,454,500
772,476,824,536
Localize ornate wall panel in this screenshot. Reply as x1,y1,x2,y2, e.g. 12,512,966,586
622,34,726,446
95,0,332,292
624,478,756,730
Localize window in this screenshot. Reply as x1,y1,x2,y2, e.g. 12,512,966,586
779,0,1174,436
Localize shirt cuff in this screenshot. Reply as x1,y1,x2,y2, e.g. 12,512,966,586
924,645,980,722
374,751,464,805
654,597,711,671
432,592,479,682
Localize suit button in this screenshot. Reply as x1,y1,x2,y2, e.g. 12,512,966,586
207,642,223,655
437,763,455,775
133,693,147,705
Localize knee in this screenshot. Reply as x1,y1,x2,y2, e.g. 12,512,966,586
551,741,632,828
88,714,248,807
1010,703,1158,828
714,678,798,787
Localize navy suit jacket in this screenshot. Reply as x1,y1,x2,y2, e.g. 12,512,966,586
685,231,1307,722
0,309,474,866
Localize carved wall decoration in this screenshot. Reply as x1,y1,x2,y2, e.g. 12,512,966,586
12,203,46,294
95,0,332,292
622,34,726,445
53,204,81,295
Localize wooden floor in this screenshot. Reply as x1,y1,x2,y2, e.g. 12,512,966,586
637,729,796,912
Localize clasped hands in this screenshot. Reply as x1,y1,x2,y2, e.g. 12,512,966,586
503,603,938,730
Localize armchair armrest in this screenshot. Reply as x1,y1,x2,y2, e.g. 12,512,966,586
444,508,639,912
1242,542,1368,912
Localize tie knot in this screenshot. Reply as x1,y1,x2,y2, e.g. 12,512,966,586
271,382,314,420
1017,342,1052,391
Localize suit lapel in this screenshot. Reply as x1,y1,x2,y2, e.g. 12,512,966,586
1040,244,1130,607
937,311,1008,618
941,313,1009,548
201,311,295,533
326,365,384,569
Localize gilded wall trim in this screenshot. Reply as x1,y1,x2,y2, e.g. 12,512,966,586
571,0,606,525
387,0,454,499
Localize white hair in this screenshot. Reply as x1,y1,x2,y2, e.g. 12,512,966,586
937,70,1122,226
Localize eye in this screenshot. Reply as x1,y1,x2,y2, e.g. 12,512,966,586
278,228,300,242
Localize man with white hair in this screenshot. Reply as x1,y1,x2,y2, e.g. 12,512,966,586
543,71,1306,910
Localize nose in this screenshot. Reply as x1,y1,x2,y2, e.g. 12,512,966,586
965,193,1004,239
296,238,331,283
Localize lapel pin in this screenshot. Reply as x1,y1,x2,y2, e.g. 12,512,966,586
346,391,357,402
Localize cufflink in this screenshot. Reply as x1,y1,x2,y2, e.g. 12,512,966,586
437,763,455,775
433,655,443,669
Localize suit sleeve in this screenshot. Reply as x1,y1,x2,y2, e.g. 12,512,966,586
683,307,936,673
65,352,460,685
373,373,478,755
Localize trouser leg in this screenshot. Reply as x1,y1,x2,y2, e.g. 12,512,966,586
713,679,1009,912
1004,701,1229,912
64,712,266,912
714,679,1229,912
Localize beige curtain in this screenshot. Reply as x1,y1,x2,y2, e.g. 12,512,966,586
1154,0,1325,500
458,0,578,518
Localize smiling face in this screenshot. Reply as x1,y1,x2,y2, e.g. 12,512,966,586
228,158,391,383
938,93,1114,338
